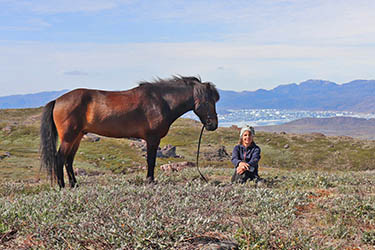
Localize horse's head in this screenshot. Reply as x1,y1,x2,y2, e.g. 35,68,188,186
193,81,220,131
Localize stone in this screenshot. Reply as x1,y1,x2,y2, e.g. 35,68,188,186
1,126,12,133
311,132,325,137
160,144,176,157
0,152,11,160
74,168,102,176
200,241,239,250
129,139,147,152
157,144,181,158
83,133,100,142
160,161,195,171
75,168,88,176
203,145,231,161
217,146,230,158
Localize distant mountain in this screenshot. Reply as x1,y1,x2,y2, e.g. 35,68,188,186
218,79,375,113
1,79,375,112
0,90,69,109
256,116,375,140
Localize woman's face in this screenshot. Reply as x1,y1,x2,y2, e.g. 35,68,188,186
242,130,253,146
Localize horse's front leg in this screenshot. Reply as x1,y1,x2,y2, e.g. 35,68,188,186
146,138,160,183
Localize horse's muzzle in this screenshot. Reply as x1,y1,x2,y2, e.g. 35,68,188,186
205,118,218,131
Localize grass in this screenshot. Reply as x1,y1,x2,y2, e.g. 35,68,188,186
0,108,375,248
1,169,375,249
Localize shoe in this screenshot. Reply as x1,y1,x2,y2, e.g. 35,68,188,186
255,177,266,184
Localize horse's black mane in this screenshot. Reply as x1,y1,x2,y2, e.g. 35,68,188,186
138,75,220,102
139,75,201,86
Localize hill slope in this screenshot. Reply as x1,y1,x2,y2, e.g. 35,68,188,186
1,108,375,182
257,116,375,140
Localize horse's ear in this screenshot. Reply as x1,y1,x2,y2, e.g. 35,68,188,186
205,82,220,102
196,75,202,82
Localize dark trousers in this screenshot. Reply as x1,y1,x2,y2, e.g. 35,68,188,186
231,167,259,184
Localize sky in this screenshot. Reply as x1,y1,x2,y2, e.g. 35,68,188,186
1,0,375,96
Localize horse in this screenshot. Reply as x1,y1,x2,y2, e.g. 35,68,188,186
40,76,220,188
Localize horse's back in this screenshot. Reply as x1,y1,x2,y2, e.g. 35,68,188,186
54,88,140,113
53,88,149,139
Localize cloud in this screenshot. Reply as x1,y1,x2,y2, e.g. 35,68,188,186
1,40,375,95
2,1,375,45
63,70,89,76
1,0,375,95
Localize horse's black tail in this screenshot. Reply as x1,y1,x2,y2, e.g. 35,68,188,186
40,100,58,184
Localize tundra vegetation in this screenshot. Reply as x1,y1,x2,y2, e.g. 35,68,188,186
0,108,375,249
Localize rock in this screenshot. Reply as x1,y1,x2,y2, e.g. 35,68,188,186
137,165,147,170
157,144,181,158
203,146,231,161
129,140,181,159
184,233,239,250
160,161,195,171
200,241,239,250
129,139,147,152
311,132,325,137
1,126,12,133
217,146,230,158
83,133,100,142
160,144,176,157
75,168,88,176
0,152,11,160
74,168,102,176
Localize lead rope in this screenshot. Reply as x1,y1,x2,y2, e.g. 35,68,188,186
196,124,209,183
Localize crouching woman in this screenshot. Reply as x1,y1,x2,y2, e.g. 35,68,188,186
231,125,261,183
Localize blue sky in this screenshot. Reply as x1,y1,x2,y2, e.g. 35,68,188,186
1,0,375,96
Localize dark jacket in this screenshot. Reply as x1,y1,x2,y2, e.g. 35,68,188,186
231,142,261,174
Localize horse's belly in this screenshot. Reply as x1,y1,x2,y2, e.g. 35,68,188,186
85,116,146,139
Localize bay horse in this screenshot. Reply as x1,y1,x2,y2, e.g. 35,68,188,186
40,76,220,188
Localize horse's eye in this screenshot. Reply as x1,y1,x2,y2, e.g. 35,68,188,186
196,105,203,112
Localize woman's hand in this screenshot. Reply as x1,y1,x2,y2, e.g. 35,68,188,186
237,162,250,174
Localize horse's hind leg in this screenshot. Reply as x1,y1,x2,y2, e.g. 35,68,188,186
65,151,78,188
56,140,77,188
65,134,83,188
56,143,68,188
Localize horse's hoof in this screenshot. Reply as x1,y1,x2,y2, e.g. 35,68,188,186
145,177,155,185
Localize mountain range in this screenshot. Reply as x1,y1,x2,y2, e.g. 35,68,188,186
1,79,375,113
218,79,375,113
0,90,69,109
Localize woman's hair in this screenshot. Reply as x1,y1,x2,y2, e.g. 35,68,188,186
238,125,255,145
